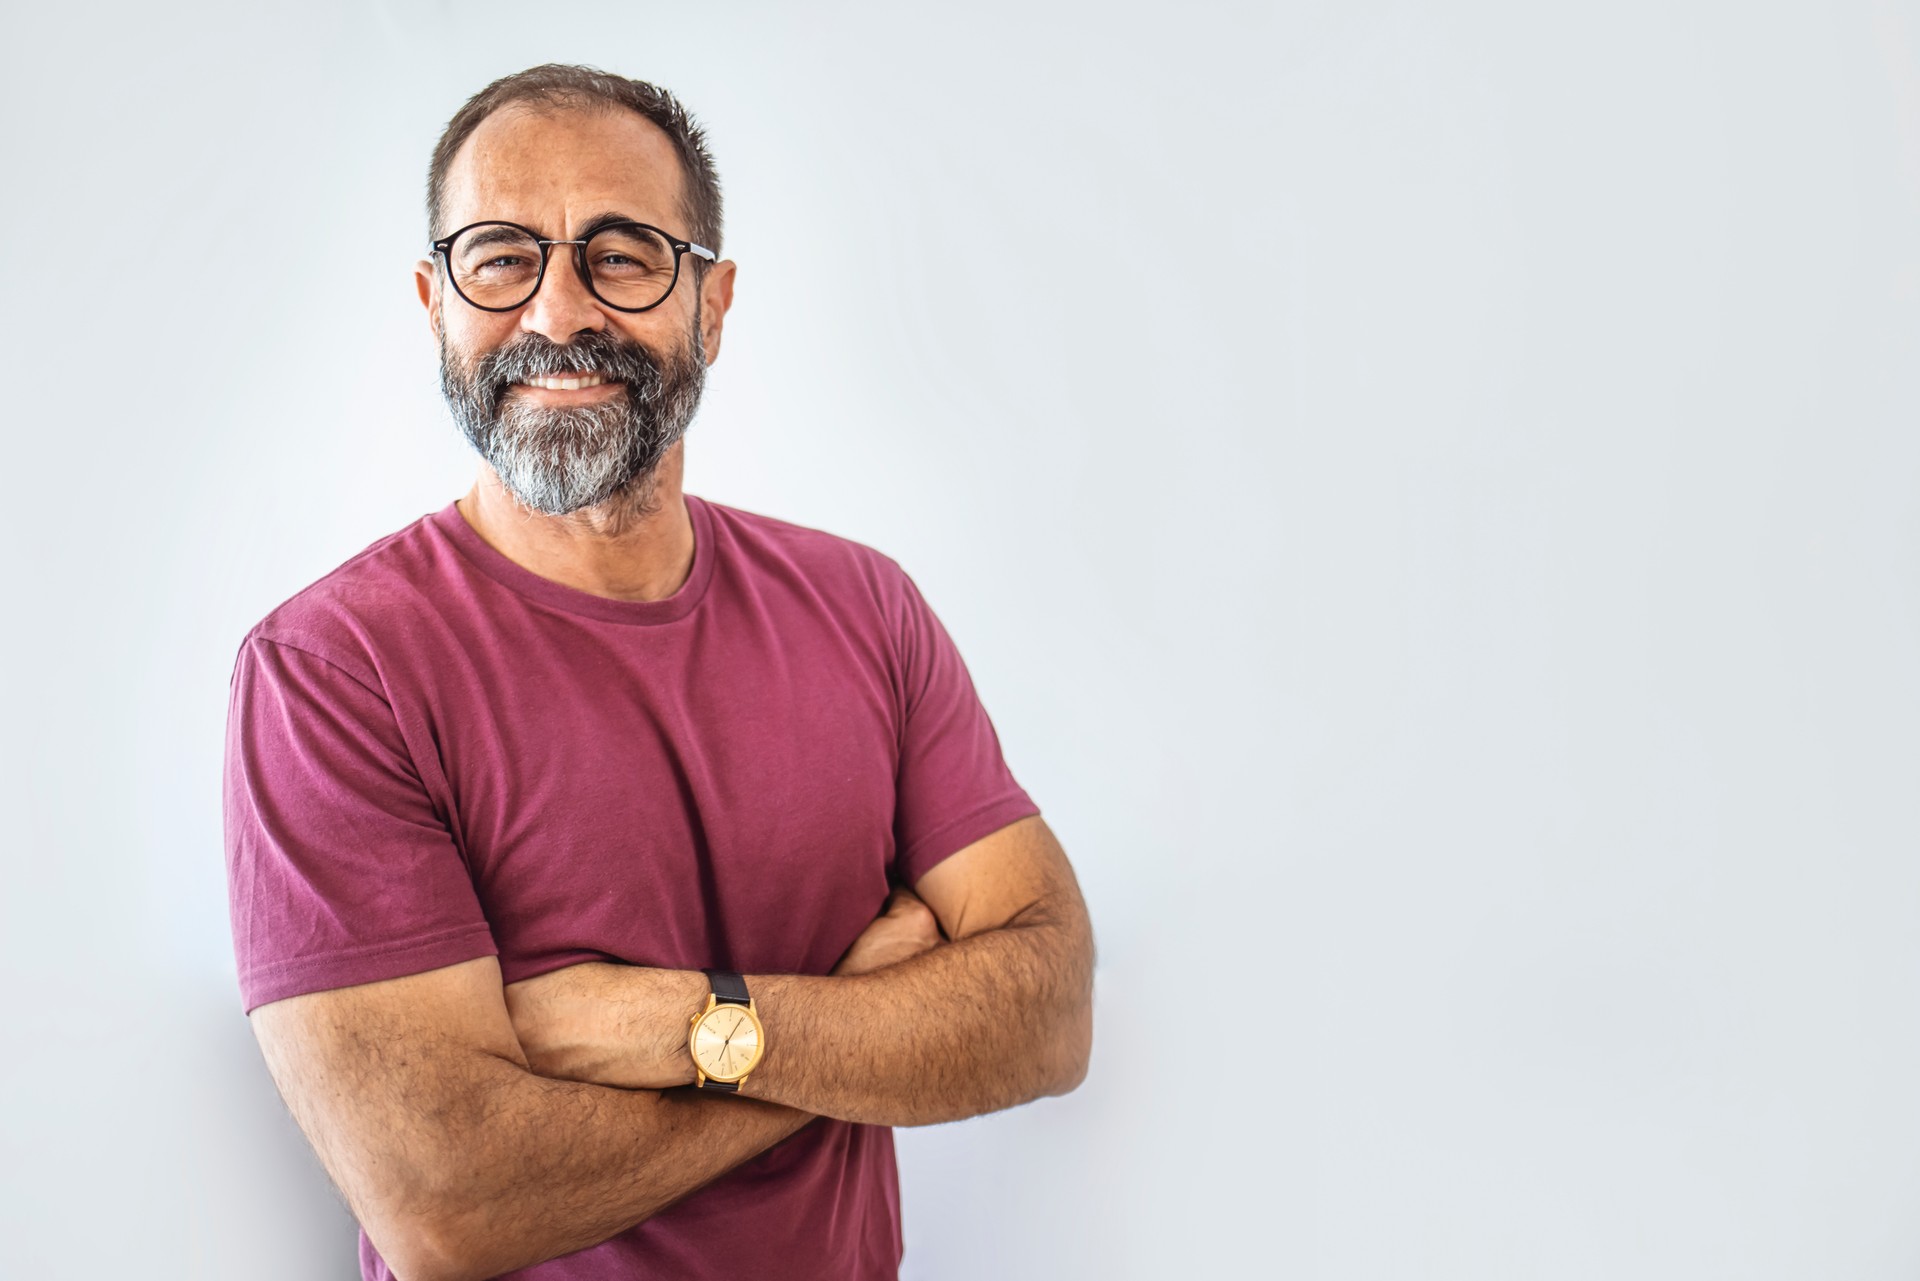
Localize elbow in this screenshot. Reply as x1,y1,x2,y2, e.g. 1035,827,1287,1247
387,1165,661,1281
360,1198,495,1281
382,1239,464,1281
1051,932,1095,1098
365,1212,476,1281
1046,906,1096,1099
381,1205,519,1281
360,1163,508,1281
1046,989,1094,1098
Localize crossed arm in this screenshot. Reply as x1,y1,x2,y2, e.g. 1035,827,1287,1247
247,815,1094,1281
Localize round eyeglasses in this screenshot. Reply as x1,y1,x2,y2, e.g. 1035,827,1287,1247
428,220,717,314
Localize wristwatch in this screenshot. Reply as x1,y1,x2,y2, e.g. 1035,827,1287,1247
688,968,766,1092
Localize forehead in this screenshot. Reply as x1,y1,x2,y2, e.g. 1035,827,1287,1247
440,103,689,237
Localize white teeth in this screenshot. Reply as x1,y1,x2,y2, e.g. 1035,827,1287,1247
524,374,607,390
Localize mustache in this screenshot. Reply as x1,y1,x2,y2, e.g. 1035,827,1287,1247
471,330,666,404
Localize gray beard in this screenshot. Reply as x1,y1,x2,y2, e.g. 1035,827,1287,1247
438,316,706,519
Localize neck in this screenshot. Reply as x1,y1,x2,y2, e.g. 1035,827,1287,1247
456,442,696,603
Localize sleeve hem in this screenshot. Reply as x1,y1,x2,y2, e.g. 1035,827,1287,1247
897,793,1043,887
239,923,500,1015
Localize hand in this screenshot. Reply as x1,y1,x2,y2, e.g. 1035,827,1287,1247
503,961,703,1089
832,886,946,976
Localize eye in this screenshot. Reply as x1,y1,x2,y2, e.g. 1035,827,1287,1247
593,251,669,271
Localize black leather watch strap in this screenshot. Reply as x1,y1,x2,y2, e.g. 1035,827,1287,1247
702,968,751,1005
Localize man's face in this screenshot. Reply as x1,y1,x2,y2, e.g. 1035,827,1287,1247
416,105,734,517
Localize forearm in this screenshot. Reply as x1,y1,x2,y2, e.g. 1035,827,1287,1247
504,824,1097,1130
404,1061,814,1280
738,894,1094,1126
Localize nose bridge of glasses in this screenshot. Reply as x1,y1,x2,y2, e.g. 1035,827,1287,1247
534,238,589,276
533,237,597,300
482,235,595,328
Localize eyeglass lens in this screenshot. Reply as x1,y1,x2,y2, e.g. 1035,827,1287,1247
447,223,682,310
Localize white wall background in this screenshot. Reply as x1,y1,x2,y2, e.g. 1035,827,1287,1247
5,0,1920,1276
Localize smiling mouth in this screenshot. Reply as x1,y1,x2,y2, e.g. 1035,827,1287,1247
515,373,620,391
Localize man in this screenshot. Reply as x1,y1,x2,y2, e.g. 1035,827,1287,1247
221,63,1095,1281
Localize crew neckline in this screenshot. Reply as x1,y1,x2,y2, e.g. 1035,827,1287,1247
426,492,717,626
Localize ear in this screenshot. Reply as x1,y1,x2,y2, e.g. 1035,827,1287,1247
415,257,442,342
697,258,737,366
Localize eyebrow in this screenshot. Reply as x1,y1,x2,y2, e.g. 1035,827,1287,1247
459,225,535,251
446,211,675,248
574,211,649,240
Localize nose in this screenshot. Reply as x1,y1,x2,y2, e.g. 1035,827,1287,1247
518,240,606,342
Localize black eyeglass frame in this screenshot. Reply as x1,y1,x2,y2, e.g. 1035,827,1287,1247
428,219,718,314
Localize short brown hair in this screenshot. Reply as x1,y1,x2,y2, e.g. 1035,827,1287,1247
426,63,723,256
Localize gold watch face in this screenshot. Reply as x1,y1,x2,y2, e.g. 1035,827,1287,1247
690,1003,763,1082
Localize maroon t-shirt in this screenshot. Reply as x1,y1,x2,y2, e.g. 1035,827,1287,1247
222,493,1038,1280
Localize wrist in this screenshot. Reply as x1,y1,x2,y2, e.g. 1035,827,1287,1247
687,969,775,1094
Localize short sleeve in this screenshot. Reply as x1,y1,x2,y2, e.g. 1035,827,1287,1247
888,568,1041,886
223,634,498,1014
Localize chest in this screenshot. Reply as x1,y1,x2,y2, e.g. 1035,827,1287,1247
417,606,903,977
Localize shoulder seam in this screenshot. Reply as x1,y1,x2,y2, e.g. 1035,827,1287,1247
244,633,390,706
